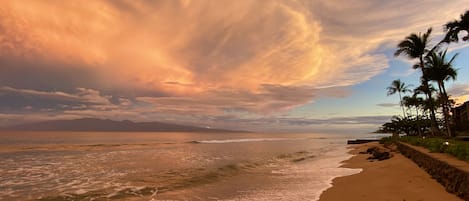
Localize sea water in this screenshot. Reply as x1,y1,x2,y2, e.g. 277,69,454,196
0,132,364,201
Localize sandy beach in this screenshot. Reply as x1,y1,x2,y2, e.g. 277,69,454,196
319,142,463,201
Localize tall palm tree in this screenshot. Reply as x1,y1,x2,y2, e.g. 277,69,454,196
394,28,439,135
444,10,469,43
424,49,458,136
387,79,411,117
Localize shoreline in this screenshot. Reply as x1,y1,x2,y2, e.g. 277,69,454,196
319,142,463,201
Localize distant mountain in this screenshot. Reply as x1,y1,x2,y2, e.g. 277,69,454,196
1,118,237,132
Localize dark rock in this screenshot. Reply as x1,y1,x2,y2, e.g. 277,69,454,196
366,147,379,154
375,151,391,161
364,146,392,161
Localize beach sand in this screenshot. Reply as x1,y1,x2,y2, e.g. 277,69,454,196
319,142,463,201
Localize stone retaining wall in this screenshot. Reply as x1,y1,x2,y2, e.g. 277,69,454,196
397,142,469,201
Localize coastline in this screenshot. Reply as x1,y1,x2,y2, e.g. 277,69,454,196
319,142,463,201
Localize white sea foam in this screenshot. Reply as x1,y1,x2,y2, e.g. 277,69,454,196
224,145,361,201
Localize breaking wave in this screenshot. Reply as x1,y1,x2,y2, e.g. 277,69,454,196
190,138,308,144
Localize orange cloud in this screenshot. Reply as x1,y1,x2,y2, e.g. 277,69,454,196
1,0,467,122
0,1,368,95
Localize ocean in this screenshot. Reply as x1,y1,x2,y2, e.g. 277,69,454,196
0,131,365,201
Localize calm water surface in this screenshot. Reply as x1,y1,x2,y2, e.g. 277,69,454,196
0,131,365,201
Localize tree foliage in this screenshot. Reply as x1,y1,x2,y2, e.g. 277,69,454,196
379,10,467,137
444,10,469,43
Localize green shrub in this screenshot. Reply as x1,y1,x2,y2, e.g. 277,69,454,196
399,136,469,162
379,136,395,146
447,144,469,161
425,138,446,152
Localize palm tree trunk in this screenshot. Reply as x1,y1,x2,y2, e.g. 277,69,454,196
420,57,439,135
398,92,406,117
441,82,453,137
437,82,451,137
427,83,439,136
416,107,422,136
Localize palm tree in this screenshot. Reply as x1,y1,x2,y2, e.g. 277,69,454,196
444,10,469,43
414,83,438,99
394,28,439,135
403,95,424,117
424,49,458,136
413,85,434,118
387,79,411,117
403,94,425,136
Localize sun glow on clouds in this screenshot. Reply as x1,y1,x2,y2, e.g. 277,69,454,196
0,0,380,92
448,83,469,105
1,0,468,129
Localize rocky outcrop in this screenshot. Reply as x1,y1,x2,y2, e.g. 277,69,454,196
397,142,469,201
360,146,392,161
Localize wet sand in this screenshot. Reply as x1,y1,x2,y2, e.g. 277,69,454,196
319,142,463,201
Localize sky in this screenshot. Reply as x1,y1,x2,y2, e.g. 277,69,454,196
1,0,469,133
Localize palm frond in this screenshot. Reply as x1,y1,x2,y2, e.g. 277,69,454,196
443,10,469,43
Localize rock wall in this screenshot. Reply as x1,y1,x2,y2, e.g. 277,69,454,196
397,142,469,201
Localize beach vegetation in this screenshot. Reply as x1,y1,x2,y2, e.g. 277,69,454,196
379,136,397,147
400,136,469,162
379,9,467,137
376,116,431,136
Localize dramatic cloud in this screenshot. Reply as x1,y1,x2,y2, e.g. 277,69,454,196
0,0,468,130
0,86,115,112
